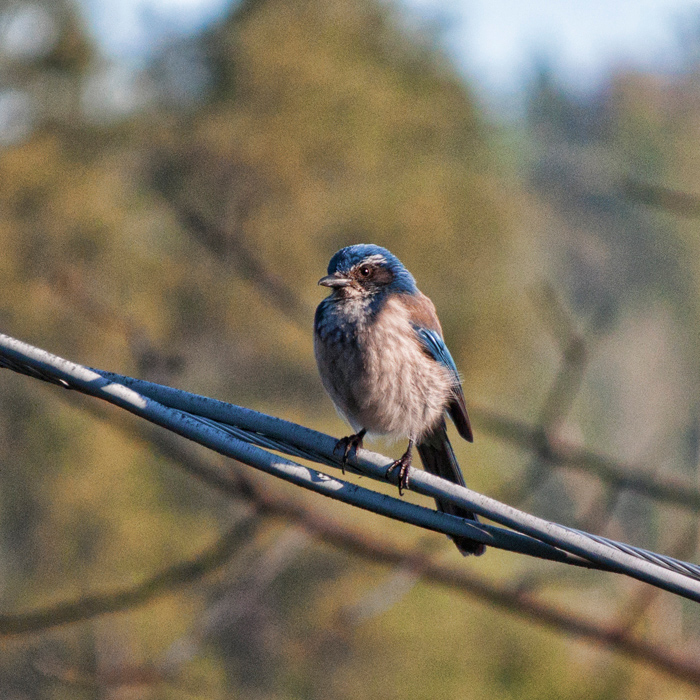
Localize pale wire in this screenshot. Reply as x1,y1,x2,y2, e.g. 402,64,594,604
1,332,700,602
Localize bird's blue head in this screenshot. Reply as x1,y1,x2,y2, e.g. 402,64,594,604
318,244,418,297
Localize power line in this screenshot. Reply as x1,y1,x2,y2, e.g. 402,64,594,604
0,331,699,601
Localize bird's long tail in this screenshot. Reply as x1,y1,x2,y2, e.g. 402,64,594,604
416,424,486,556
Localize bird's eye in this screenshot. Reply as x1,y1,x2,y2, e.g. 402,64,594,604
358,265,371,277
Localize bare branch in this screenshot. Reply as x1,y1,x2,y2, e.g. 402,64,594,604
623,179,700,218
476,407,700,511
173,205,310,328
0,515,259,635
4,427,700,687
529,283,589,428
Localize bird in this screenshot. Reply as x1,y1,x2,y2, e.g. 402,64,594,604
314,244,485,556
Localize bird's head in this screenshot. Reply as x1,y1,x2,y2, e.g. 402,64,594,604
318,244,417,298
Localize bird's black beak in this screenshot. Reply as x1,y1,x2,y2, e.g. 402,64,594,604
318,273,351,288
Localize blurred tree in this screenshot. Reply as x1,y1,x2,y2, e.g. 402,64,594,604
0,0,699,698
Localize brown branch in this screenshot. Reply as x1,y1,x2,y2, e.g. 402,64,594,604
610,522,700,637
33,658,175,691
0,514,259,635
150,152,311,329
529,283,588,428
304,513,700,686
51,268,185,380
8,445,700,686
622,179,700,218
476,407,700,511
7,398,700,688
502,284,591,506
173,206,310,328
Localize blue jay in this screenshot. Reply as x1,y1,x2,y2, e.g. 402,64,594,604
314,244,485,556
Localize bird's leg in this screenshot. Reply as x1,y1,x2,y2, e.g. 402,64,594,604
387,439,414,496
333,428,367,474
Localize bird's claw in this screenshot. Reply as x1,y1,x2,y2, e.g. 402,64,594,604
387,452,412,496
333,429,366,474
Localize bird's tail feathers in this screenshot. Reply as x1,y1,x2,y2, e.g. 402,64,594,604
416,425,485,556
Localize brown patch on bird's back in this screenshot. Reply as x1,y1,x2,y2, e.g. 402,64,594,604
397,292,443,335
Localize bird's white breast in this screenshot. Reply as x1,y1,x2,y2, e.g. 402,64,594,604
315,293,454,441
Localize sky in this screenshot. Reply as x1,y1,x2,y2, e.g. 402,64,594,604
404,0,700,91
82,0,700,105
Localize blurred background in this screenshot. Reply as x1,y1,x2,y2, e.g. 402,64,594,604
1,0,700,697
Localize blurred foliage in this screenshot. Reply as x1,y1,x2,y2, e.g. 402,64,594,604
0,0,699,697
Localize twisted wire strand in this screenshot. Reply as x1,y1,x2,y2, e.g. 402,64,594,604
92,370,700,585
196,408,700,583
1,332,700,601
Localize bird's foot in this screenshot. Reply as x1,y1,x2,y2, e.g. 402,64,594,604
333,429,366,474
386,442,414,496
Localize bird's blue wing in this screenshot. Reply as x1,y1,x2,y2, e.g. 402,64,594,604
412,324,474,442
412,325,460,380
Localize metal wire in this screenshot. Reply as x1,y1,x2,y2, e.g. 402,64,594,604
1,331,700,601
89,369,700,586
